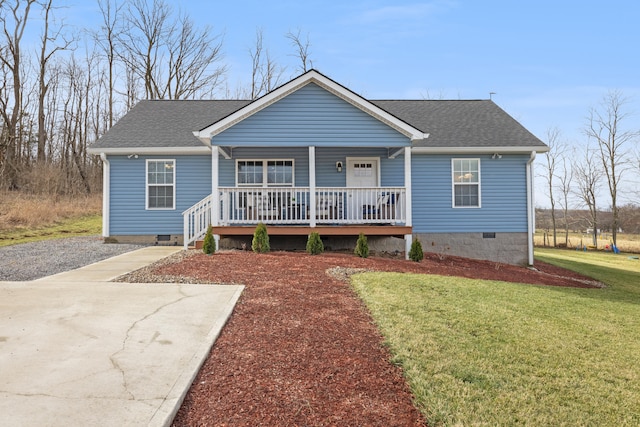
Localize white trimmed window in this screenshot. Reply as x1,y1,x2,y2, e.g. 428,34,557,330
237,160,294,186
146,159,175,209
452,158,481,208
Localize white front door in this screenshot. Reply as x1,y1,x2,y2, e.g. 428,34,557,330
346,158,379,220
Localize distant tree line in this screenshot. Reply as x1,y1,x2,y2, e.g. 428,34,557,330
539,91,640,248
0,0,312,195
536,206,640,237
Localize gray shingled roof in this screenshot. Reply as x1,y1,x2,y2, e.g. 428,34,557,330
90,99,249,149
375,100,545,148
90,97,546,150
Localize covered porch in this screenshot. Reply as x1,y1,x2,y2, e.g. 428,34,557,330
183,146,414,253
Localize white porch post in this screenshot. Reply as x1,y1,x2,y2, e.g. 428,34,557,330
309,146,316,227
211,144,220,250
404,146,413,259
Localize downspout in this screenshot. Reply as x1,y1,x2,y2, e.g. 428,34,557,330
526,151,536,265
211,143,220,251
100,153,110,238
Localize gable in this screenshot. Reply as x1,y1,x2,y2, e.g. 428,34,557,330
195,70,429,145
213,83,411,148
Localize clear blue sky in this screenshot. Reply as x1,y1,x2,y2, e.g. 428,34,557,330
60,0,640,206
192,0,640,142
62,0,640,141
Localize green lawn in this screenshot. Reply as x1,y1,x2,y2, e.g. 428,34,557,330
0,214,102,247
352,249,640,426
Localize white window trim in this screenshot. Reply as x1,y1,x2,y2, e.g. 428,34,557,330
146,159,176,210
235,159,295,187
451,158,481,208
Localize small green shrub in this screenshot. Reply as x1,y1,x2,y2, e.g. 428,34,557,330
306,232,324,255
409,238,424,262
203,225,216,255
354,232,369,258
252,222,270,253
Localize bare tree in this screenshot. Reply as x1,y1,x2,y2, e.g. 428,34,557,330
0,0,36,189
556,151,573,246
121,51,139,110
262,47,284,93
540,127,564,246
286,28,312,73
573,145,602,247
118,0,170,100
118,0,225,100
93,0,123,128
585,90,638,246
36,0,73,163
165,13,225,99
249,28,265,99
248,28,284,100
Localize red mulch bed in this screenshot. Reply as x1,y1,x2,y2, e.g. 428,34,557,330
163,251,600,426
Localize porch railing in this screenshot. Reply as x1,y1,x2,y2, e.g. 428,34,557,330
182,194,212,249
219,187,311,224
314,187,406,224
183,186,406,248
219,186,406,225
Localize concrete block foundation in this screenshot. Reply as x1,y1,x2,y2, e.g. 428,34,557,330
414,232,529,266
107,234,183,246
219,235,405,255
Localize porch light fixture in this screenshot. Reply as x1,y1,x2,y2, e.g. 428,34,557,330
336,161,343,172
492,153,502,159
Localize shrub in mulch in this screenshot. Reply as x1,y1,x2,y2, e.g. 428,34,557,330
306,231,324,255
354,232,369,258
251,222,270,253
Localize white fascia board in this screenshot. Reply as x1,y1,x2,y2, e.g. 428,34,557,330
411,145,550,154
87,146,212,155
194,70,429,142
193,131,210,144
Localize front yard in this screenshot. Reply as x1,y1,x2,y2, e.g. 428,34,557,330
353,248,640,426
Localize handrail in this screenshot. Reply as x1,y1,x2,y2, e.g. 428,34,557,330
182,194,212,249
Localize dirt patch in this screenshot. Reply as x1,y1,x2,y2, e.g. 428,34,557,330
143,250,601,426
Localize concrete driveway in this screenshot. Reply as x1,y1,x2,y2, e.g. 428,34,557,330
0,247,243,427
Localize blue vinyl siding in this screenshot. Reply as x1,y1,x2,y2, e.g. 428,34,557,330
218,147,309,186
213,83,410,148
316,147,404,186
109,155,211,235
218,147,405,187
411,154,528,232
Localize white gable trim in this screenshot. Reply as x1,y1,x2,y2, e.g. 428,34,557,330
193,70,429,143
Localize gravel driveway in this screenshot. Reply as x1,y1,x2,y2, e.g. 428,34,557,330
0,236,148,281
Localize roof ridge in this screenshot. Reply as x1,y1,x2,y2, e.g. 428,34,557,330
139,99,252,102
373,99,491,102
